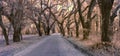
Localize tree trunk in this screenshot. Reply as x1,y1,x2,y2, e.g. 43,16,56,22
101,14,111,42
0,24,9,45
46,26,50,35
76,24,79,38
36,25,42,36
20,27,23,40
12,20,21,42
83,22,91,40
74,11,80,38
83,29,89,40
0,15,9,45
101,10,112,42
61,25,65,36
13,26,21,42
2,27,9,45
67,27,70,36
59,24,65,36
35,22,42,36
98,0,114,42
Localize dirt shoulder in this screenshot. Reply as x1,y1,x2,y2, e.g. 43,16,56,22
65,35,120,56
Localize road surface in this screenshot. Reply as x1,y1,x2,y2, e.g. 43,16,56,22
14,35,86,56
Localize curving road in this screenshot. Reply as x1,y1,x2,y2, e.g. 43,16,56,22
14,35,86,56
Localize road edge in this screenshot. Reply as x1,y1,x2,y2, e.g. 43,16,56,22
63,37,94,56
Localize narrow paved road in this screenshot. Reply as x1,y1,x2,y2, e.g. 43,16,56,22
14,35,86,56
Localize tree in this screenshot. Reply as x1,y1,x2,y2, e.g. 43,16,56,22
98,0,114,42
0,5,9,45
77,0,96,39
41,0,57,35
47,0,68,36
25,0,56,36
26,5,43,36
3,0,26,42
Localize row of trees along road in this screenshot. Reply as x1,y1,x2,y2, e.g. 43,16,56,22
0,0,120,45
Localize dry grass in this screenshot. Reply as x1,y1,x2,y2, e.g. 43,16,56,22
72,34,101,47
69,32,120,56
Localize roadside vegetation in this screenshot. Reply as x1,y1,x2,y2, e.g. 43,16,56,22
0,0,120,56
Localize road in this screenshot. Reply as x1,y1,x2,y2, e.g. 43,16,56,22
14,35,86,56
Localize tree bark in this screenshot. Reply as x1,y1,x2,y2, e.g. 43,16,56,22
59,24,65,36
101,12,111,42
0,18,9,45
98,0,114,42
77,0,96,39
12,17,21,42
46,27,50,35
76,24,79,37
0,6,9,45
35,23,42,36
83,22,91,40
13,25,21,42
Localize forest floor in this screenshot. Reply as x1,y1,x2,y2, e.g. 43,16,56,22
67,32,120,56
0,35,42,56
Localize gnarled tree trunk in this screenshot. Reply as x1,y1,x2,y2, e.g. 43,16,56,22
0,15,9,45
98,0,114,42
13,23,21,42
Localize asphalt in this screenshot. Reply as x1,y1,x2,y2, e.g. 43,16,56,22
14,35,86,56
